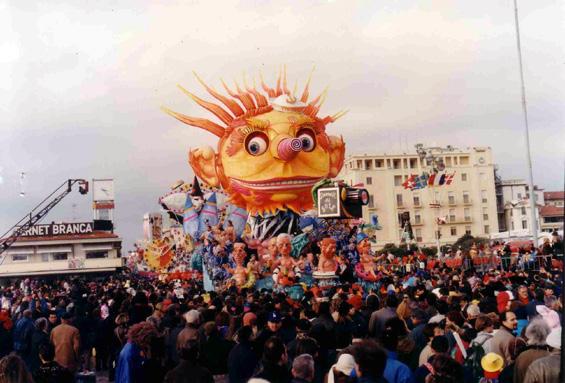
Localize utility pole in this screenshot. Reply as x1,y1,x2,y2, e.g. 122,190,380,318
513,0,539,246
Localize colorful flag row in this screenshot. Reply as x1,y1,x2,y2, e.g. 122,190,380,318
402,172,455,190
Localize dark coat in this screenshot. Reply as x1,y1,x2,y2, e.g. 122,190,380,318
164,360,214,383
228,341,258,383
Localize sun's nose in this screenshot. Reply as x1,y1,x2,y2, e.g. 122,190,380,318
277,138,302,161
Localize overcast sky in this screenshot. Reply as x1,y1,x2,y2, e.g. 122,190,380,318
1,0,563,250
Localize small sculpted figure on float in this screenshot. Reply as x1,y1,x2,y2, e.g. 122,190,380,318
354,233,378,282
225,242,254,288
316,238,338,274
272,233,301,286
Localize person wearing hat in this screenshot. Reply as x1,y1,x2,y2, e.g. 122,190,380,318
523,326,561,383
49,312,80,373
327,353,356,383
255,311,283,358
177,309,201,352
479,353,504,383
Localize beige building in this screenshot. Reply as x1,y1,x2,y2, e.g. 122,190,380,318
339,147,499,247
0,222,123,278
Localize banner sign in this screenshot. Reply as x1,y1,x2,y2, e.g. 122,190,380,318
19,222,94,237
402,172,455,191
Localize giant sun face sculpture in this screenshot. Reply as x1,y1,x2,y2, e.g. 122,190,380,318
163,68,345,216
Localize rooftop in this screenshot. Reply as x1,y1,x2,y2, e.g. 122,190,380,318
540,205,564,217
11,231,120,243
544,191,564,200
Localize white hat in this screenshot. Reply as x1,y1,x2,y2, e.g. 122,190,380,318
328,354,356,383
184,309,200,325
546,326,561,350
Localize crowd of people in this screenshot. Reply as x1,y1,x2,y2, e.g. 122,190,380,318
0,234,562,383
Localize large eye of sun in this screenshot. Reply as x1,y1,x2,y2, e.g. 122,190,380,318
245,132,269,156
297,129,316,152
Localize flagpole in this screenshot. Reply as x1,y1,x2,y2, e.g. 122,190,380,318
513,0,539,246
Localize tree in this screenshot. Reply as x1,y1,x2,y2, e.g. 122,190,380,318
451,234,489,252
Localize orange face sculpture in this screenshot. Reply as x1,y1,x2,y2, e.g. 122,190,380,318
163,68,345,215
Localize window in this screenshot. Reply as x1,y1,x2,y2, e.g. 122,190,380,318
375,159,384,168
396,194,403,207
413,195,420,206
484,225,490,234
394,175,403,186
445,157,452,167
460,156,469,165
85,251,107,259
368,195,374,208
463,192,470,204
415,229,422,242
12,254,29,262
483,207,489,221
409,158,418,169
461,173,467,181
356,160,362,169
449,209,456,222
521,207,526,215
415,212,421,224
53,253,68,261
448,192,455,205
517,193,522,199
392,159,401,169
98,209,110,220
450,227,457,236
41,254,49,262
464,208,471,221
366,177,373,185
511,222,515,230
454,157,458,165
522,220,527,229
364,160,372,170
481,190,488,203
465,226,471,235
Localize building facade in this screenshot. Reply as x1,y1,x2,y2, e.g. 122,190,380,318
540,191,564,233
496,179,544,234
339,147,499,247
0,222,123,278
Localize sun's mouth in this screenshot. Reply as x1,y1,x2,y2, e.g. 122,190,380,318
231,176,322,191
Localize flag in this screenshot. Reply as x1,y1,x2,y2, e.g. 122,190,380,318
428,173,437,186
198,192,219,234
444,172,455,185
413,175,428,190
183,194,199,239
223,204,248,238
402,175,416,190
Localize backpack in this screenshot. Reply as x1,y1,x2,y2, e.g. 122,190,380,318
463,338,487,383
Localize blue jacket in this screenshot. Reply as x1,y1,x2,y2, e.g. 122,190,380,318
13,317,34,354
115,342,145,383
384,351,414,383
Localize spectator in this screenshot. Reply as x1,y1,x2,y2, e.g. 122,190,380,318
49,312,80,373
351,339,388,383
33,343,74,383
523,326,561,383
513,318,551,383
418,324,444,366
254,336,291,383
380,317,413,383
491,311,517,366
228,326,258,383
12,309,34,367
115,322,159,383
327,353,356,383
479,352,504,383
176,309,201,350
472,315,495,354
163,339,213,383
425,354,464,383
369,294,398,339
0,354,34,383
199,321,234,379
29,317,49,373
291,354,315,383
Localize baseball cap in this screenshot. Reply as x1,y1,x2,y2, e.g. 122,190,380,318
184,309,200,325
268,311,282,323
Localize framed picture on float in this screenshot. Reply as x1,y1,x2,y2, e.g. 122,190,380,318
318,187,341,218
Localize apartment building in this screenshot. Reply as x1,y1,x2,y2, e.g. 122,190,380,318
339,147,499,247
496,179,544,234
540,191,564,233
